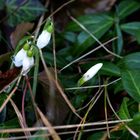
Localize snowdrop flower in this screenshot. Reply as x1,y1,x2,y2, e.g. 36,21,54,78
21,50,34,76
37,21,53,49
13,43,30,67
78,63,103,86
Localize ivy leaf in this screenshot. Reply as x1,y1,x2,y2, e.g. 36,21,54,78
6,0,46,27
118,0,140,19
121,70,140,102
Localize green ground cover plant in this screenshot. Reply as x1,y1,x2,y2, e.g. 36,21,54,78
0,0,140,139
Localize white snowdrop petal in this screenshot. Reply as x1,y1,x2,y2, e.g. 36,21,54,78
83,63,103,81
13,49,26,67
78,63,103,86
37,31,51,49
22,56,34,76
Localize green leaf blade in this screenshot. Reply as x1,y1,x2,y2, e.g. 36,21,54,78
121,22,140,43
118,0,140,19
123,52,140,70
66,13,113,56
121,70,140,102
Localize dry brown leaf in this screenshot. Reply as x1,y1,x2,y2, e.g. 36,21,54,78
70,0,116,16
10,22,34,48
36,105,61,140
38,70,69,125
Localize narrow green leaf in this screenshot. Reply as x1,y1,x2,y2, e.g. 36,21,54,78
118,97,131,119
118,0,140,19
115,22,123,55
121,22,140,44
121,70,140,102
32,47,39,97
66,13,113,56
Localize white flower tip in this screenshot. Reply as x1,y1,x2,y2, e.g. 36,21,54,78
95,63,103,70
78,63,103,86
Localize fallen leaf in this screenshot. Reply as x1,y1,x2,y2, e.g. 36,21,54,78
10,22,34,48
38,70,69,125
0,68,21,93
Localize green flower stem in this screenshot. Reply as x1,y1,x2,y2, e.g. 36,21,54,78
32,46,39,97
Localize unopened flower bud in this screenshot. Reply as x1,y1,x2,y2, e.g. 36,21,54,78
37,20,53,49
23,43,30,51
36,31,51,49
78,63,103,86
27,50,34,57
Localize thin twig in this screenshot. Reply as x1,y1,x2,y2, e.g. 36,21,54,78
32,0,75,35
0,126,116,140
69,14,123,59
0,75,22,112
77,88,103,112
104,80,110,138
39,49,82,120
21,84,28,134
33,0,50,41
59,37,118,72
0,119,132,134
106,93,139,139
74,89,103,140
65,78,121,90
36,105,61,140
10,98,31,138
51,11,58,80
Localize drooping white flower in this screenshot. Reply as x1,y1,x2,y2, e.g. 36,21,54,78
13,43,30,67
37,31,51,49
13,48,27,67
22,55,34,76
78,63,103,86
36,20,53,49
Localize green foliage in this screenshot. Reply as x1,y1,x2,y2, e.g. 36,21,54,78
5,0,45,26
66,13,114,56
117,0,140,19
118,97,131,119
123,52,140,70
121,70,140,102
1,0,140,139
121,22,140,43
